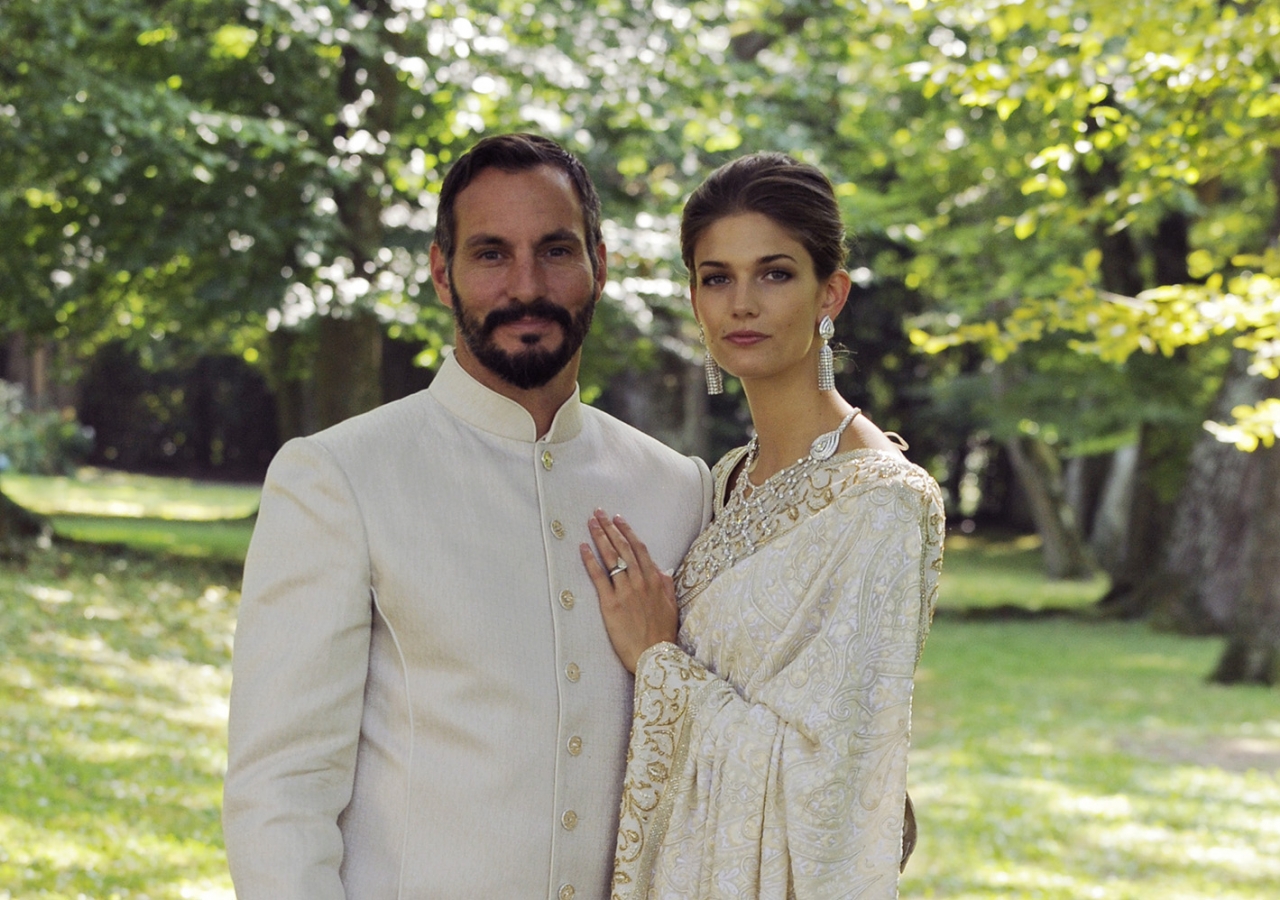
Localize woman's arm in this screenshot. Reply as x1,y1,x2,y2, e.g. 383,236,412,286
591,479,943,899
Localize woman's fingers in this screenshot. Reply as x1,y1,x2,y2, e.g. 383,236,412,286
611,515,659,576
579,542,615,596
595,509,658,579
587,511,626,567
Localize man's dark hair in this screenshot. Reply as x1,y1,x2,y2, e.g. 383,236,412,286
434,133,603,276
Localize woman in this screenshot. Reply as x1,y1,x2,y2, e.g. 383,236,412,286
580,152,944,899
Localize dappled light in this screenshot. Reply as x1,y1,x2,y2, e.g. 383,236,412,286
5,0,1280,894
5,470,261,521
2,542,240,897
906,618,1280,898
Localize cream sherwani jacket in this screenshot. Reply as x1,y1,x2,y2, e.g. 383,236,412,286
223,353,713,900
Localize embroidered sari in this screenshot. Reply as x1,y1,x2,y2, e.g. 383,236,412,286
611,447,944,899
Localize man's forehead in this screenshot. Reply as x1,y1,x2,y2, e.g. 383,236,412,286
453,165,587,237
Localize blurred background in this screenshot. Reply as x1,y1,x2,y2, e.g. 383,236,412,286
1,1,1277,897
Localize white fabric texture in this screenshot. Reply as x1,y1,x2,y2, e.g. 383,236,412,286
611,448,944,900
223,352,713,900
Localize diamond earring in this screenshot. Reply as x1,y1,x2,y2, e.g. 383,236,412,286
817,315,835,391
700,324,723,395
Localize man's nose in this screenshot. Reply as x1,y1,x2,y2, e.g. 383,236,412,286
508,252,546,302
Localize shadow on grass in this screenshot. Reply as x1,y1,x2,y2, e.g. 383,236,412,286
2,542,239,897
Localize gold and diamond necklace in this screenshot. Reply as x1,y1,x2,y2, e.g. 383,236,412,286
740,408,861,488
721,408,861,559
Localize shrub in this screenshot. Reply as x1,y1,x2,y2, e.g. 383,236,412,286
0,380,94,475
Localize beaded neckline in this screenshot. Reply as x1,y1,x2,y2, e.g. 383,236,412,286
738,408,860,499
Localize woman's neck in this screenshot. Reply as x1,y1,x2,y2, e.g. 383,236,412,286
741,371,858,482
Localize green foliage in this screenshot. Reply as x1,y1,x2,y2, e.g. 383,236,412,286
0,382,93,476
5,0,1278,455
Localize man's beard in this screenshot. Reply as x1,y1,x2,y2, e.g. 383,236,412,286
450,273,597,390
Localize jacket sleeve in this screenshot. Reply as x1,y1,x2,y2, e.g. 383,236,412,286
613,478,944,900
222,437,373,900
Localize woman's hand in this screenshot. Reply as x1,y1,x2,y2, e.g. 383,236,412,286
580,509,679,674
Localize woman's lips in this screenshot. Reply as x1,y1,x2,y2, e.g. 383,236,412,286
723,331,768,346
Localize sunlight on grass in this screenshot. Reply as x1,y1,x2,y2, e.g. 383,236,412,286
904,619,1280,899
939,532,1110,610
2,521,1277,898
4,468,261,520
2,546,239,898
48,516,254,562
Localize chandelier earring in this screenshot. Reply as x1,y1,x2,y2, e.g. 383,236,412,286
699,323,724,395
817,315,836,391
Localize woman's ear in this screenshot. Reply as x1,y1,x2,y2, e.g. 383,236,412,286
820,269,852,321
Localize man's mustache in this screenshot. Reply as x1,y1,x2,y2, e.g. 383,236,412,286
482,298,573,335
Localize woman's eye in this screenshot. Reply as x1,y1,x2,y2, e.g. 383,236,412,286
700,274,729,287
764,269,792,282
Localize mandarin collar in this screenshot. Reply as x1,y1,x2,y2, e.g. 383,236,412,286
429,349,583,444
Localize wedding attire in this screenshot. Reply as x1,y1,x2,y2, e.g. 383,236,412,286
223,351,713,900
610,439,944,899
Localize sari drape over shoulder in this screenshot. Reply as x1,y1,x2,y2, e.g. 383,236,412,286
612,447,945,900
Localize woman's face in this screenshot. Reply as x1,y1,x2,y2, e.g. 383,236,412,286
690,212,848,387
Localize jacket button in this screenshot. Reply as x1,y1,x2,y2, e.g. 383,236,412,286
542,450,554,470
550,520,566,539
565,662,580,682
559,884,575,900
561,809,578,830
567,735,583,756
559,589,575,610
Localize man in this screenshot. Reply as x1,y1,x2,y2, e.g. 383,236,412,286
223,133,712,899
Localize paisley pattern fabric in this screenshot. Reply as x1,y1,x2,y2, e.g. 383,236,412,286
611,448,945,900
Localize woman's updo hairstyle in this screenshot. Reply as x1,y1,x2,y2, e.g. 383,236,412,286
680,152,848,281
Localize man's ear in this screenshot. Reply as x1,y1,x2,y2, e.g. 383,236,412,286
593,241,608,300
429,243,454,310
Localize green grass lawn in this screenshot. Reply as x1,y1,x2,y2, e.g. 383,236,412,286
1,472,1277,898
5,469,258,563
4,468,261,521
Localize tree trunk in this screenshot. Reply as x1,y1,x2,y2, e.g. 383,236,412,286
1211,436,1280,686
315,312,383,431
265,328,315,444
1085,444,1138,575
1002,435,1094,579
1125,351,1280,634
1095,423,1180,616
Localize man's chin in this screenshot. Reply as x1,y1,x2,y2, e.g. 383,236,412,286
470,344,573,391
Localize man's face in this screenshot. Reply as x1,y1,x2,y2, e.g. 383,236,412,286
430,165,606,391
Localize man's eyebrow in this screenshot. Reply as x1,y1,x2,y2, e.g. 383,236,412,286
538,228,584,247
462,234,511,250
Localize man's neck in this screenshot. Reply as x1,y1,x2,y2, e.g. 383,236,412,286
452,345,579,439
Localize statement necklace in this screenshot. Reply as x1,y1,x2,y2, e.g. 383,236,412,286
717,408,861,561
740,408,861,492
